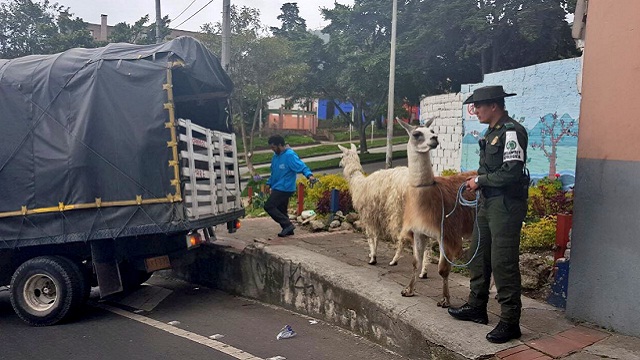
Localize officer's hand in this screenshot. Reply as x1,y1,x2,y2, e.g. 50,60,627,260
466,177,479,192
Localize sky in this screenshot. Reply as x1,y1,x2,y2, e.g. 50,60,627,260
59,0,354,32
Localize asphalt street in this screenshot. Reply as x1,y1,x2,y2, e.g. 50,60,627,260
0,276,403,360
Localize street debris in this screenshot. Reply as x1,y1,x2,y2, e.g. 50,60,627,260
276,325,297,340
167,320,181,326
308,320,318,325
209,334,225,340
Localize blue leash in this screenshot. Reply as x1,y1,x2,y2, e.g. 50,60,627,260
438,183,481,267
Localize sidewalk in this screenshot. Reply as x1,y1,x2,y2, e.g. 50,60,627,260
182,218,640,360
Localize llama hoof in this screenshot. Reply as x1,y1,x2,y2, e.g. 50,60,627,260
368,258,377,265
389,261,398,266
401,289,415,297
437,298,451,308
419,273,428,279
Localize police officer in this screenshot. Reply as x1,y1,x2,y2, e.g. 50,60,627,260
448,86,529,343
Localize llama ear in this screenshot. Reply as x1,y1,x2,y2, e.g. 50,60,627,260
350,143,357,152
396,117,415,135
424,117,436,128
338,144,348,153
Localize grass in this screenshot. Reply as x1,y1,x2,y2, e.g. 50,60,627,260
241,136,409,165
247,150,408,176
237,134,316,153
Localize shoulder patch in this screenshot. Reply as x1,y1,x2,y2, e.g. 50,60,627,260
503,130,524,162
504,123,515,129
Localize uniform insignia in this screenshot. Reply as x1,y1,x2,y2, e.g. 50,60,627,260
495,125,501,129
491,136,499,145
503,130,525,162
505,123,515,129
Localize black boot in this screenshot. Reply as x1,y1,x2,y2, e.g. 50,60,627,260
447,303,488,324
486,321,521,343
278,224,295,237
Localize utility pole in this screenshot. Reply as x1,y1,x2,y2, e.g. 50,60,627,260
221,0,231,71
155,0,162,44
385,0,398,169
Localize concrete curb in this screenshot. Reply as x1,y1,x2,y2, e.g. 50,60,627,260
173,241,515,359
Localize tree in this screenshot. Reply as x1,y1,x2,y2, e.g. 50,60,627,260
319,1,394,153
108,15,171,45
199,6,308,177
271,3,327,100
0,0,95,58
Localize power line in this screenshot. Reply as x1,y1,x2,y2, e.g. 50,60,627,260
174,0,215,29
171,0,198,22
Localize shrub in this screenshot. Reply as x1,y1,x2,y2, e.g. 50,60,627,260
297,174,349,205
521,216,557,252
441,169,459,176
527,177,573,221
242,175,268,196
316,189,354,214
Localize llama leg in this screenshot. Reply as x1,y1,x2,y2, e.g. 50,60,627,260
389,236,404,266
367,234,377,265
419,235,432,278
401,231,418,297
437,250,452,308
414,234,428,278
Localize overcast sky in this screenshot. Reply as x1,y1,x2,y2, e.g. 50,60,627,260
60,0,354,32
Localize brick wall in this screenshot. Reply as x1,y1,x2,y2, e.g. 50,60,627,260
419,93,464,175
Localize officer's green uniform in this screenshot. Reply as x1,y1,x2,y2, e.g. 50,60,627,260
468,114,529,325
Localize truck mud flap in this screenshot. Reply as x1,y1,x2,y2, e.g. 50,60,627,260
91,239,123,297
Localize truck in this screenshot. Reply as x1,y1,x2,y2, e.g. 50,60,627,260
0,36,244,326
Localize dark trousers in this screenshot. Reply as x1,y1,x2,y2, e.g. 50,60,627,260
264,190,294,229
468,195,527,324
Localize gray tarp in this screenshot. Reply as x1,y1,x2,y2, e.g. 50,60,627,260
0,36,238,248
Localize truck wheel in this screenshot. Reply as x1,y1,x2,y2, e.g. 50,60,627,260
120,262,152,292
54,256,91,305
10,256,83,326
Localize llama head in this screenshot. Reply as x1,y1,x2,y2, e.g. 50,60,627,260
338,143,363,179
396,117,439,153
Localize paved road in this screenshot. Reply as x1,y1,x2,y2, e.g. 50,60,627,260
0,276,403,360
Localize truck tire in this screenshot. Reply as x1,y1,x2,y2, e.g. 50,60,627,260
10,256,83,326
54,256,91,305
120,262,152,292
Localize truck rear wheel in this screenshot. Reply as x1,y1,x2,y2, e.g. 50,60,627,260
10,256,83,326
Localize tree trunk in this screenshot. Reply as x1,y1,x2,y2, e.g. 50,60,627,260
236,104,256,177
548,144,557,177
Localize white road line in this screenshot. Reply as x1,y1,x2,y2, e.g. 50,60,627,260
97,303,263,360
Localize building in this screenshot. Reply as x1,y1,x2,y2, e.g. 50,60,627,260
85,14,200,42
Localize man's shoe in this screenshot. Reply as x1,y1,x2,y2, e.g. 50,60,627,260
448,303,488,324
486,321,521,343
278,224,295,237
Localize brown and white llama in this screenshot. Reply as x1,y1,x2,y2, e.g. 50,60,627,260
396,118,477,307
338,143,429,270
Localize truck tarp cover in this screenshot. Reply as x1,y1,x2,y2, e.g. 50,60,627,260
0,36,234,248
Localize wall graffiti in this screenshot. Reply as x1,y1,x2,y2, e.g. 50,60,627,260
460,58,582,186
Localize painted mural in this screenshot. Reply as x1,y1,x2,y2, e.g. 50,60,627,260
460,58,582,187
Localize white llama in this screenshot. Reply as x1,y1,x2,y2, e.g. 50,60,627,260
338,143,429,270
397,118,477,308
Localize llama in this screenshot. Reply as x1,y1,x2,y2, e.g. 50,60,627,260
396,118,477,308
338,143,430,270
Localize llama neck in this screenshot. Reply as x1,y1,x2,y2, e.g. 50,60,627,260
407,149,435,187
343,158,364,180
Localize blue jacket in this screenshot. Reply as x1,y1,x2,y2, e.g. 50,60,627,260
266,148,313,192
